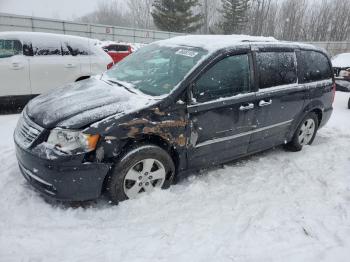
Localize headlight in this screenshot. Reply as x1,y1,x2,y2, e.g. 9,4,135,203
47,129,100,154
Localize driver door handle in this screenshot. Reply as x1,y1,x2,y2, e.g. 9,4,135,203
239,103,254,111
65,63,76,68
10,62,23,70
259,99,272,107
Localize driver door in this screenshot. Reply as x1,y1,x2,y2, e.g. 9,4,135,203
187,52,256,168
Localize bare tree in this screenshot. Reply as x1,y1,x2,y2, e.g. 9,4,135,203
128,0,154,29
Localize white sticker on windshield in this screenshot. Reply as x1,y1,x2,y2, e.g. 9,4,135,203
176,49,199,58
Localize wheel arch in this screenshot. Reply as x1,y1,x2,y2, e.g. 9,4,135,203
287,105,323,142
121,134,181,171
101,134,181,194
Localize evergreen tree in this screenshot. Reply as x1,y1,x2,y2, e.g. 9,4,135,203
218,0,250,34
152,0,203,33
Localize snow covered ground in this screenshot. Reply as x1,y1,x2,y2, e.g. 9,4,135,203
0,93,350,262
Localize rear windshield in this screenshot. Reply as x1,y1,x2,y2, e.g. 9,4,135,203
104,44,208,96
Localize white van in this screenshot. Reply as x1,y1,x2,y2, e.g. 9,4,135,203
0,32,113,112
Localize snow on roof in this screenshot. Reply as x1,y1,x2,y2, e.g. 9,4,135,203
155,34,278,52
155,35,321,54
0,31,91,42
332,53,350,68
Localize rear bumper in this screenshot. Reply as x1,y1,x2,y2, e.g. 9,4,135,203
15,142,111,202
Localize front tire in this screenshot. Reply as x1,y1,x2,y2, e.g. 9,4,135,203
106,144,175,204
285,112,319,152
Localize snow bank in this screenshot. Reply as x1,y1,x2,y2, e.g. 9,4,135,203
1,93,350,262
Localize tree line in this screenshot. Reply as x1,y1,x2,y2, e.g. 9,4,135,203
78,0,350,42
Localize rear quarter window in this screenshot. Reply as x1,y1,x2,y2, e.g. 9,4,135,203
256,52,297,89
64,40,90,56
297,51,333,83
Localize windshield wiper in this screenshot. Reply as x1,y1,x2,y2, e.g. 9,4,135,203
105,79,137,94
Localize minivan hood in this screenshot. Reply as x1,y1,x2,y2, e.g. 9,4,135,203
26,77,156,129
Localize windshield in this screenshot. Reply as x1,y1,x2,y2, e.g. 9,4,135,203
104,44,208,96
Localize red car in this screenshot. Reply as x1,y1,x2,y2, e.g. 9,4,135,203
102,43,132,63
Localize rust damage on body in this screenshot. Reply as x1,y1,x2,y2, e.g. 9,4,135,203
118,108,188,147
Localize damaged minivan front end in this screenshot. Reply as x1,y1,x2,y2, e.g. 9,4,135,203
14,42,206,202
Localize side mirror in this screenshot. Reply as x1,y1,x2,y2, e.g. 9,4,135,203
103,48,109,53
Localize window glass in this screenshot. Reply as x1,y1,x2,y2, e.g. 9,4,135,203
106,45,129,52
104,44,208,96
298,51,332,83
64,40,90,56
115,45,129,52
61,42,71,56
256,52,297,89
23,42,33,56
193,54,250,103
0,40,22,58
32,38,62,56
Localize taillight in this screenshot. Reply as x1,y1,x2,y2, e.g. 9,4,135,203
107,62,114,70
332,82,336,104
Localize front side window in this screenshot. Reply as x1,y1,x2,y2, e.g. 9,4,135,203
193,54,251,103
298,51,333,83
0,39,22,58
104,44,208,96
256,52,297,89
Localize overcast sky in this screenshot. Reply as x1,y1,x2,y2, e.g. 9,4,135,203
0,0,101,20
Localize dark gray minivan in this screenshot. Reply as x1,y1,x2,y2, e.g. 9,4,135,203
14,35,335,204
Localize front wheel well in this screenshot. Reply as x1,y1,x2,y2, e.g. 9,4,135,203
101,135,181,194
121,135,180,171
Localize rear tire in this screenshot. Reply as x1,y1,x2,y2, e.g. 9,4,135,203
285,112,319,152
106,144,175,204
348,97,350,109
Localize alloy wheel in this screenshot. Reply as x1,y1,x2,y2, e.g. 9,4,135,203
123,158,166,199
298,119,316,146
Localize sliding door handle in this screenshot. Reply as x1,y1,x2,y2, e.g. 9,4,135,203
259,99,272,107
239,103,254,111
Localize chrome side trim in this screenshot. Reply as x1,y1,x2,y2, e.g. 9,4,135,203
195,120,293,148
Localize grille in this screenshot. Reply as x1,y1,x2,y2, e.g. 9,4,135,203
14,113,44,149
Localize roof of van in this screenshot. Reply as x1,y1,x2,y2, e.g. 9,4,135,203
0,31,100,43
156,35,321,54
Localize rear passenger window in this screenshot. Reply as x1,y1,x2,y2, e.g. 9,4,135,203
298,51,332,83
256,52,297,89
193,54,250,103
32,38,62,56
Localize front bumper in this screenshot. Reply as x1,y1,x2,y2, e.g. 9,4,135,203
15,142,111,202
